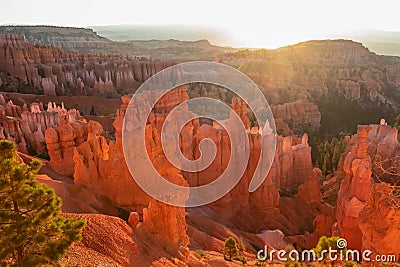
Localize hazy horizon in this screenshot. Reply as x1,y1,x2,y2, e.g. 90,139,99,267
2,0,400,48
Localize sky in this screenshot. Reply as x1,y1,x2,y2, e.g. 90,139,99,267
1,0,400,48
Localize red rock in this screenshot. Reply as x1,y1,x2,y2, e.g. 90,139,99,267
335,123,400,250
0,34,174,98
271,101,321,132
62,213,138,267
41,77,56,96
297,168,323,204
128,212,140,229
46,116,86,176
358,183,400,258
335,125,372,249
69,86,323,259
257,229,285,249
0,93,82,155
143,199,189,257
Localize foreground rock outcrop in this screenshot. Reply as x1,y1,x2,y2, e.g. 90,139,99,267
335,123,400,252
60,213,138,266
46,86,400,265
335,125,372,249
358,183,400,258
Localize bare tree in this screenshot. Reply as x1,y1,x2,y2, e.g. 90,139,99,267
372,154,400,209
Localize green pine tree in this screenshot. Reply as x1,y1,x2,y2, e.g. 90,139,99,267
224,237,238,261
0,140,86,266
314,236,356,267
322,152,330,174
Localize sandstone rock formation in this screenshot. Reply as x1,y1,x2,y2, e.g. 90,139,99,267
73,100,151,212
187,84,322,135
222,40,400,111
335,125,373,250
69,87,322,256
0,34,174,97
45,115,86,176
335,123,400,251
0,26,238,61
0,94,81,155
271,101,321,133
358,183,400,258
143,200,189,258
71,89,192,258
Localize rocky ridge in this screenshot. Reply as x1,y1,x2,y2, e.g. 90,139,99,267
222,40,400,113
0,34,174,97
0,26,237,60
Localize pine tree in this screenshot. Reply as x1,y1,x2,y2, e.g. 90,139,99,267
224,237,238,261
0,140,86,266
322,152,330,174
314,236,356,267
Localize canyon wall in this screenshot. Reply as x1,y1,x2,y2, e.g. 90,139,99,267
271,101,321,135
188,84,322,135
222,40,400,111
335,123,400,253
67,87,322,253
358,183,400,258
0,26,237,60
45,116,87,176
70,87,321,213
0,34,174,97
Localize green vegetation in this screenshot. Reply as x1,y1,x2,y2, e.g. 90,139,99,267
237,255,247,266
315,91,396,137
237,236,246,255
195,249,206,258
39,141,50,160
223,237,238,261
34,43,47,49
323,186,341,204
314,132,349,178
314,236,356,267
305,89,396,177
0,140,86,266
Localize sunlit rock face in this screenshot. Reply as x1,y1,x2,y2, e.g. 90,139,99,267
335,123,400,250
221,40,400,111
0,93,81,156
68,86,323,255
271,101,321,133
358,183,400,258
45,115,87,176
